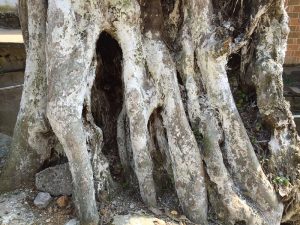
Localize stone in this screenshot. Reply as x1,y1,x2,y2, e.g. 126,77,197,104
64,218,79,225
170,210,178,216
35,163,73,196
113,215,169,225
56,196,69,208
149,207,162,216
33,192,52,209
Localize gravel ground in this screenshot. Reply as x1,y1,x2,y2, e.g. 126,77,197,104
0,187,193,225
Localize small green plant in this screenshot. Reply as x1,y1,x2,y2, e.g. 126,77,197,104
121,180,130,189
273,176,290,186
250,136,257,145
235,90,248,109
193,128,203,143
255,122,262,131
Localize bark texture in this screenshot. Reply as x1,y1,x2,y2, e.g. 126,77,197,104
1,0,299,224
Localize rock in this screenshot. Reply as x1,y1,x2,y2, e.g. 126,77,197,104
113,214,169,225
56,196,69,208
64,218,79,225
149,207,162,216
34,192,52,209
170,210,178,216
35,163,73,196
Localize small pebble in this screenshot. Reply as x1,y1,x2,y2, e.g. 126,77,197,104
34,192,52,209
56,195,69,208
48,206,53,213
64,218,79,225
171,210,178,216
149,207,163,216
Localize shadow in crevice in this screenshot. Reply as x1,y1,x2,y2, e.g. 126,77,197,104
147,108,180,209
91,31,124,181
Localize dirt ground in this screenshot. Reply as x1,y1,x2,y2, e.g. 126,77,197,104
0,187,196,225
0,189,72,225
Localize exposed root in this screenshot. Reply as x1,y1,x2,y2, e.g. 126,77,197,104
252,0,300,222
178,17,280,225
144,36,208,223
114,7,158,207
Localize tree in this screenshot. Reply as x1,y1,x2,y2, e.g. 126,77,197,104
1,0,299,224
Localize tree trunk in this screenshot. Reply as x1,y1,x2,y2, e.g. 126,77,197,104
1,0,300,224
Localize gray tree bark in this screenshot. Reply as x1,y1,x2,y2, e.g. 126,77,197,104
1,0,300,224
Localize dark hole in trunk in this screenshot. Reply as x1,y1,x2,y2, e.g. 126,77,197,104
91,31,124,181
161,0,176,16
235,221,246,225
227,52,271,162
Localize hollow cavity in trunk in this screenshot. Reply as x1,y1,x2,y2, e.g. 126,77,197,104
91,31,124,181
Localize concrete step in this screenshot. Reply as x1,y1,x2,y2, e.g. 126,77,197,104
0,71,24,88
0,28,23,43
